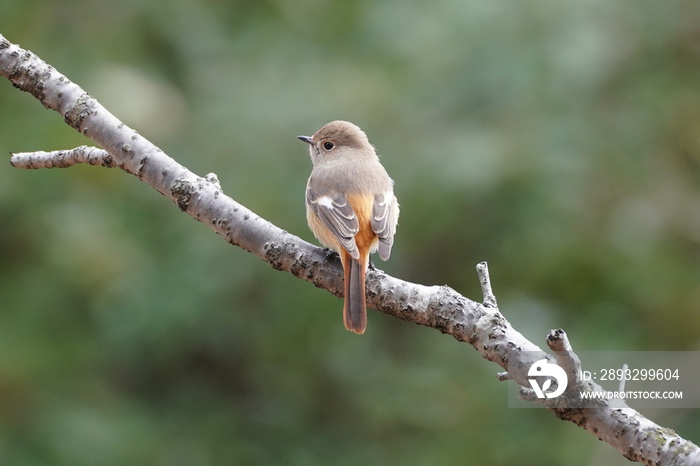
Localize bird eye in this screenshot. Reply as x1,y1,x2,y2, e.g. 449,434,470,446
323,141,334,151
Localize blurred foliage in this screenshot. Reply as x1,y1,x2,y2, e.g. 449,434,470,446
2,0,700,464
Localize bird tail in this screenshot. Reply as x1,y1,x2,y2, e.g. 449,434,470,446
343,253,367,334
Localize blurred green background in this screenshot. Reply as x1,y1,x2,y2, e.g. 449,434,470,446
2,0,700,464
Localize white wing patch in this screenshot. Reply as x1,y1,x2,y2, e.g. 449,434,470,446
317,195,335,209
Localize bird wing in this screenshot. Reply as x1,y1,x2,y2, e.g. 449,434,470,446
371,191,398,261
306,188,360,260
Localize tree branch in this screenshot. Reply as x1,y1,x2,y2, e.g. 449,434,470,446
2,34,697,465
10,146,116,169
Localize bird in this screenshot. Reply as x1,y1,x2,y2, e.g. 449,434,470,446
298,120,399,334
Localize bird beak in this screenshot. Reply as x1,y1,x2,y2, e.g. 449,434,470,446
297,135,314,145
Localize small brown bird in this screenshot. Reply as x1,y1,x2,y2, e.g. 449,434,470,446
298,121,399,334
